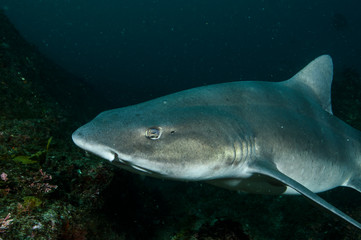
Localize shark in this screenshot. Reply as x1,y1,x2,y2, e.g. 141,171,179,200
72,55,361,229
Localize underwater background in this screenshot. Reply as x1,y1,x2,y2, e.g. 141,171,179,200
2,0,361,107
0,0,361,239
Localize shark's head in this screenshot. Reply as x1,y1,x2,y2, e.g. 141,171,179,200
72,94,249,180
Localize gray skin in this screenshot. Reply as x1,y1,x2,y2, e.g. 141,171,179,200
72,55,361,229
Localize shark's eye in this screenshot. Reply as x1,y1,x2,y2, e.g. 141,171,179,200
145,127,162,140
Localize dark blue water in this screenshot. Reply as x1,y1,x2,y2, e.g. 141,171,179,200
2,0,360,106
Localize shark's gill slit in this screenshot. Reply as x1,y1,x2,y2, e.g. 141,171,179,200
232,140,242,166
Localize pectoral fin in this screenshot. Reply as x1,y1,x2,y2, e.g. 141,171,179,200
249,160,361,230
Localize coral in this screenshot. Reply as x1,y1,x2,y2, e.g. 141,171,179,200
0,213,13,234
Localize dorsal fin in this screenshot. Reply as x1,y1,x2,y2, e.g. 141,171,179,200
284,55,333,114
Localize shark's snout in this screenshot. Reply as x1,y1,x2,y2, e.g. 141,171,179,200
72,128,115,161
71,128,88,149
71,129,83,145
72,125,163,175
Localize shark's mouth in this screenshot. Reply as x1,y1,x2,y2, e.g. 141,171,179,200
107,151,164,176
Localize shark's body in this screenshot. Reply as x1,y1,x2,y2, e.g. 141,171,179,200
72,55,361,229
